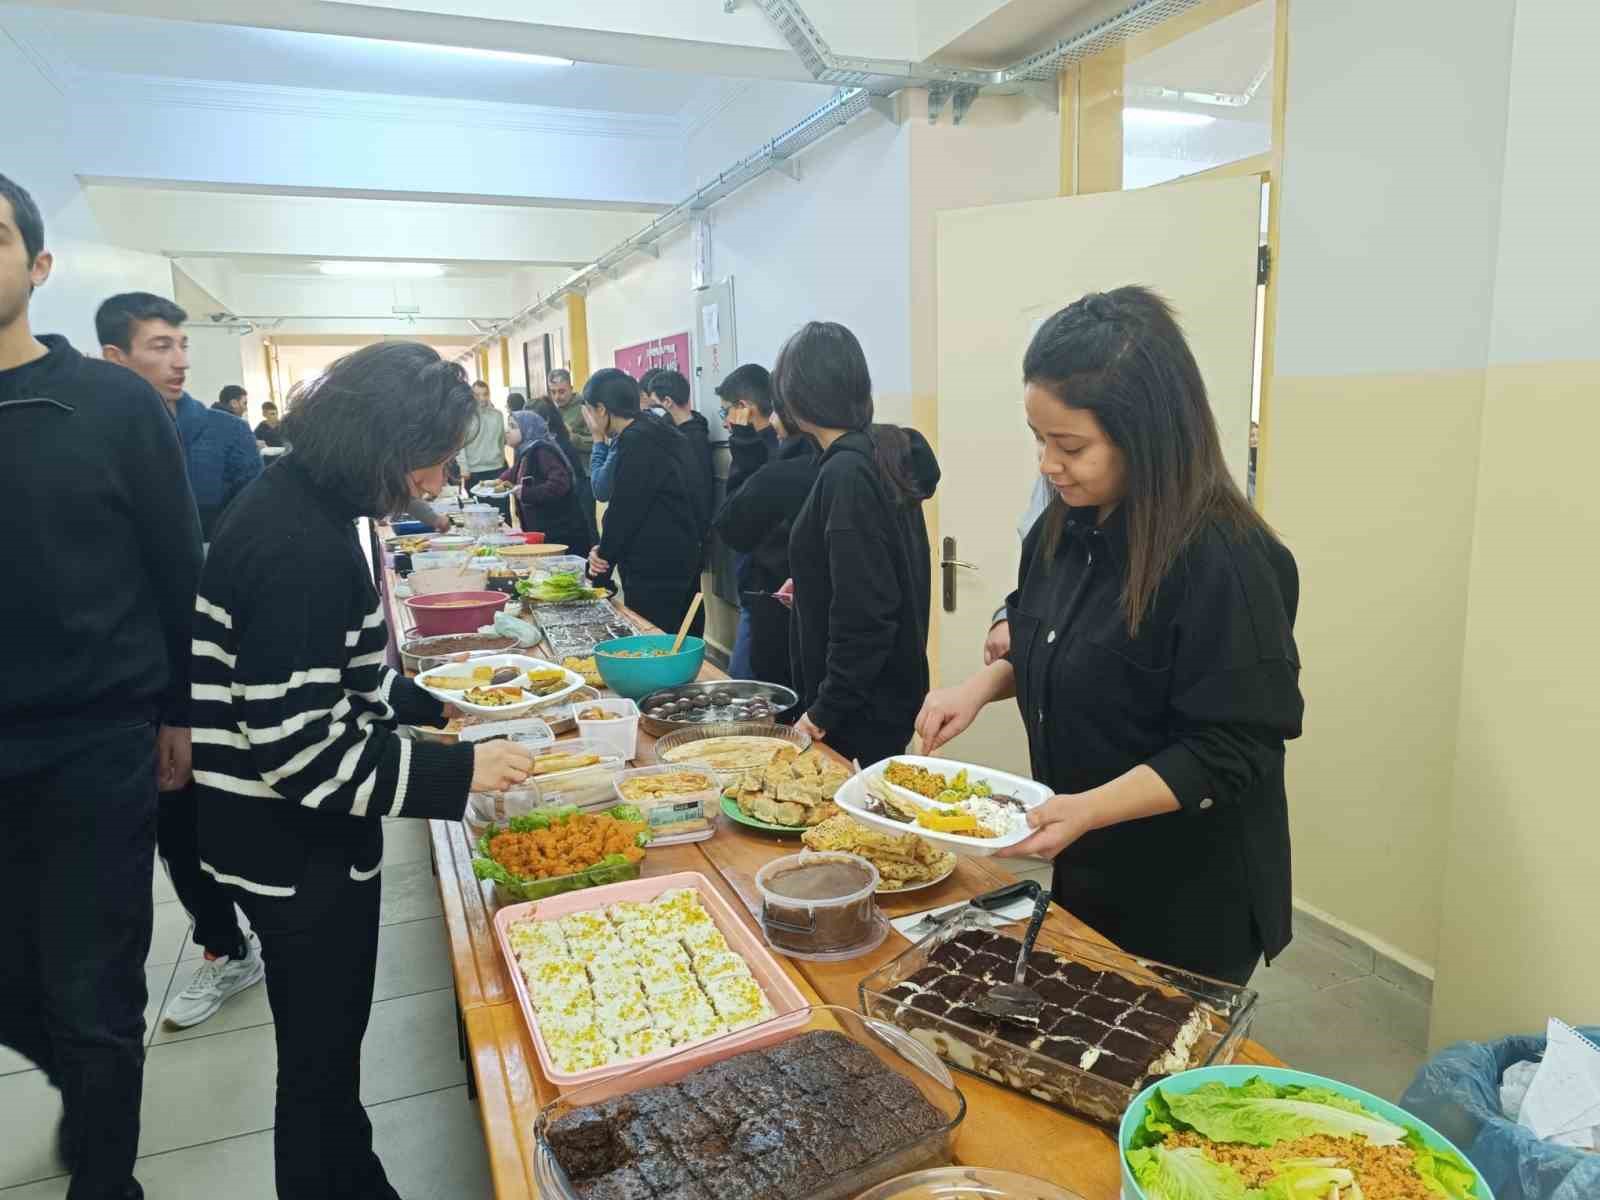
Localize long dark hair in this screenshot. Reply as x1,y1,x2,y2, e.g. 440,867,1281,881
281,342,476,517
1026,286,1270,635
771,321,925,506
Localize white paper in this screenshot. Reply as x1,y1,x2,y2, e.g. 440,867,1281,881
702,303,720,347
891,894,1036,940
1518,1018,1600,1148
1501,1059,1539,1121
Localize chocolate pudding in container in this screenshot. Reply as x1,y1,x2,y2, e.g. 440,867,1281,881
755,850,888,961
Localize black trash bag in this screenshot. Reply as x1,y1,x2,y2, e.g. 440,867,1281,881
1401,1027,1600,1200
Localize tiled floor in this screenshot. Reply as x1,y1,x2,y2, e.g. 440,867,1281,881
0,819,493,1199
3,841,1429,1197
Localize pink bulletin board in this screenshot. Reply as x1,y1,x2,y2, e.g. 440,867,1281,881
614,333,692,382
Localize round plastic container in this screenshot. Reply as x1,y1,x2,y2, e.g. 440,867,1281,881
856,1168,1086,1200
573,697,641,761
404,590,509,636
458,503,501,534
426,534,475,553
754,850,889,962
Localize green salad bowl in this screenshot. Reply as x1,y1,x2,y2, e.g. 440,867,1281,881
1119,1064,1494,1200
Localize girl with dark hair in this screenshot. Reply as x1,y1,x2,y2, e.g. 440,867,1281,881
916,287,1303,985
502,403,592,556
190,342,535,1199
584,368,706,635
773,321,940,766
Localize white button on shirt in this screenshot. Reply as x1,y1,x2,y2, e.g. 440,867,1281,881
1199,797,1214,811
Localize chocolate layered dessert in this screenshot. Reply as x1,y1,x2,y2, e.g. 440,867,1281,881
542,1031,948,1200
867,929,1211,1124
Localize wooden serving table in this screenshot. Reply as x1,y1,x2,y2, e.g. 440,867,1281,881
383,549,1282,1198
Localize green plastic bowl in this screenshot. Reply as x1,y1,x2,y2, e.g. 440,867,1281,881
593,634,705,700
1119,1065,1494,1200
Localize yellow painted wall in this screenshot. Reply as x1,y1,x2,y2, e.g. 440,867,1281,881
1430,360,1600,1042
1263,370,1485,964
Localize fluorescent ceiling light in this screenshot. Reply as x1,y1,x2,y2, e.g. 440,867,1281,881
1123,107,1216,128
319,261,446,278
385,39,573,67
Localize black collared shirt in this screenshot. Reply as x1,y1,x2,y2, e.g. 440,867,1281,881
1008,504,1303,974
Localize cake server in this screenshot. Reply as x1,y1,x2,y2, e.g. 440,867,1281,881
971,880,1052,1024
904,879,1037,937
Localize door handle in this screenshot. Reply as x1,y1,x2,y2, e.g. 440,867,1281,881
941,537,978,613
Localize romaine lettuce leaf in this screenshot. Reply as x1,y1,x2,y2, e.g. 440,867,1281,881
1404,1129,1478,1199
1260,1159,1359,1199
1126,1145,1256,1200
1166,1081,1406,1148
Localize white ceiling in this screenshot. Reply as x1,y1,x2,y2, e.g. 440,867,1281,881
1,5,726,115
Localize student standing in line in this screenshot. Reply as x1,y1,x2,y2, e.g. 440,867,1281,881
0,173,204,1200
715,363,780,678
457,379,508,519
651,368,715,528
95,291,267,1030
502,404,591,556
548,368,599,543
916,288,1303,984
775,321,940,766
713,406,818,689
584,368,705,636
98,294,262,545
214,384,248,419
192,342,534,1200
254,399,286,448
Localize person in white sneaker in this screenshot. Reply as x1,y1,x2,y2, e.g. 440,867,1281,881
161,930,265,1029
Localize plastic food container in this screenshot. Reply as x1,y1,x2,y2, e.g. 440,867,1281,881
858,906,1260,1127
857,1168,1087,1200
474,811,650,906
653,722,811,785
592,634,705,700
425,533,475,552
611,764,720,845
465,782,545,839
755,850,889,962
405,590,509,636
1120,1066,1493,1200
574,698,641,762
458,503,501,534
409,549,470,573
526,739,625,811
526,554,590,580
494,871,811,1088
531,1004,966,1200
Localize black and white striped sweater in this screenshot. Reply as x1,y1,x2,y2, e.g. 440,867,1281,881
192,457,473,897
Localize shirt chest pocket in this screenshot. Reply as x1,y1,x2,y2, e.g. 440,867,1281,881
1057,627,1175,730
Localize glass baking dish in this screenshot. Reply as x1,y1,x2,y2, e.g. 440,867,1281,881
532,1004,966,1200
857,908,1258,1127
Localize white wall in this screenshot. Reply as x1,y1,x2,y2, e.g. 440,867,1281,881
4,39,174,353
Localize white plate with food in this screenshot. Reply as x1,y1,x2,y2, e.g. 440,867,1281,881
415,654,586,716
471,480,516,499
832,756,1051,856
801,812,957,893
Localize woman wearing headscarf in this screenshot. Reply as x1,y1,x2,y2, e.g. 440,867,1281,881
502,402,591,556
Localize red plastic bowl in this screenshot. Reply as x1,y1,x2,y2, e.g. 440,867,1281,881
404,590,510,636
519,532,546,544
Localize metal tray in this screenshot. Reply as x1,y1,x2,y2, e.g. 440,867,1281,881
531,599,633,628
543,620,637,660
638,680,799,736
532,1004,965,1200
857,907,1258,1127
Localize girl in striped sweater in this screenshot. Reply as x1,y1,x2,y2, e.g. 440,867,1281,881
192,342,533,1199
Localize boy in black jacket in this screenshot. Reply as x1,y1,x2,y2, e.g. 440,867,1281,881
713,419,818,687
651,368,715,532
715,363,781,677
0,173,204,1199
586,369,706,636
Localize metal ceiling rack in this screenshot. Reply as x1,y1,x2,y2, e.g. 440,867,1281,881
457,0,1205,361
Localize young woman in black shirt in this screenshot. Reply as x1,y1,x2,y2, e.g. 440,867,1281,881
775,321,940,766
917,288,1303,985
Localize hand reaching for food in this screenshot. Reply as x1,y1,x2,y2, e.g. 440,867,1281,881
587,549,611,578
470,739,535,793
914,686,981,755
794,713,826,742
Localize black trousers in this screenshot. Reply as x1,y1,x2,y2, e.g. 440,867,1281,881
232,848,398,1200
0,721,156,1200
621,573,704,640
820,721,910,771
157,784,245,959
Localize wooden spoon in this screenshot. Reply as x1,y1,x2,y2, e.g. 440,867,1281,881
670,592,704,654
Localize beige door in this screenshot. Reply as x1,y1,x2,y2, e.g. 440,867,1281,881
933,175,1263,774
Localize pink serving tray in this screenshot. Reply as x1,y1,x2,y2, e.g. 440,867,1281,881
492,870,811,1091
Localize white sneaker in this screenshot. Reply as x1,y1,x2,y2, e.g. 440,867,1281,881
162,932,265,1029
